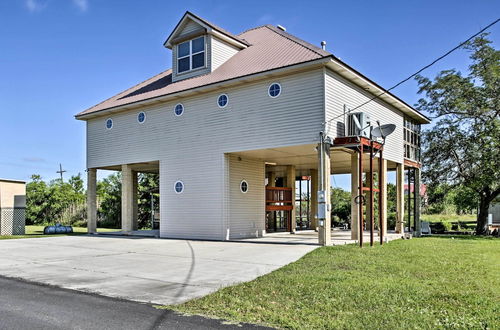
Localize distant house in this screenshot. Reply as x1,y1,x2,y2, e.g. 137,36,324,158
76,11,430,244
489,197,500,230
0,179,26,235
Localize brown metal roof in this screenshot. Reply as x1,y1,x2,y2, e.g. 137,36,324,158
75,17,429,123
76,25,328,118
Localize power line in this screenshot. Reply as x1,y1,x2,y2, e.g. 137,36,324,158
325,17,500,125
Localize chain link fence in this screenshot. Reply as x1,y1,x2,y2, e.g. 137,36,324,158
0,207,26,235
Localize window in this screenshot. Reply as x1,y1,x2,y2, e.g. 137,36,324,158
177,36,205,74
174,103,184,116
174,181,184,194
137,112,146,123
217,94,228,108
105,118,113,130
268,83,281,98
240,180,248,193
404,117,421,162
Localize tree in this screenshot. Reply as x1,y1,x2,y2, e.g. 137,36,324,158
26,175,50,225
331,187,351,225
26,174,86,225
137,173,159,229
97,173,122,228
416,34,500,234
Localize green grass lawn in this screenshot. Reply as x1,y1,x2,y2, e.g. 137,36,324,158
168,237,500,329
0,225,118,240
421,213,476,223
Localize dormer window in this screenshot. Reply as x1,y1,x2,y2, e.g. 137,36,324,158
177,36,206,73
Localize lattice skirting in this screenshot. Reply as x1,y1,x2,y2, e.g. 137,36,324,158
0,208,26,235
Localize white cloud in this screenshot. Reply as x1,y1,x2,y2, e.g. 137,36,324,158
25,0,46,12
72,0,88,12
22,157,46,163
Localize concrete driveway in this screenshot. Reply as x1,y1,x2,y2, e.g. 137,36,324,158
0,236,316,305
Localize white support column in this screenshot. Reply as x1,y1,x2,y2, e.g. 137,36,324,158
87,168,97,234
378,158,387,237
121,164,134,232
286,165,296,234
350,152,359,240
310,169,318,231
415,167,422,237
396,163,405,234
132,171,138,231
318,136,331,246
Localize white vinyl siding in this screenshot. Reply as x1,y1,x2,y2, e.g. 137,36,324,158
226,154,265,239
211,36,239,71
178,19,204,36
86,69,324,240
324,69,404,164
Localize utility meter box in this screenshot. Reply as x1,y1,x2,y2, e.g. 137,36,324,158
318,204,327,220
318,190,326,203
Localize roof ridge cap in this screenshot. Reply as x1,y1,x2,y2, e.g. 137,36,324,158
264,25,329,57
238,24,273,35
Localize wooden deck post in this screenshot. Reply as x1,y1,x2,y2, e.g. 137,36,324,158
369,142,374,246
350,152,359,240
378,155,387,243
358,146,364,247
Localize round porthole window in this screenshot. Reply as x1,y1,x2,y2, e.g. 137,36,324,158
174,181,184,194
174,103,184,116
137,112,146,123
105,118,113,130
217,94,228,108
240,180,248,193
268,83,281,98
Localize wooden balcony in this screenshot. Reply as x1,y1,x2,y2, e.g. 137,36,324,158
266,187,293,204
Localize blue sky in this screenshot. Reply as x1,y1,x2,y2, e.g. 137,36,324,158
0,0,498,189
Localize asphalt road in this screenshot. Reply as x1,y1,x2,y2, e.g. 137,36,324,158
0,276,271,330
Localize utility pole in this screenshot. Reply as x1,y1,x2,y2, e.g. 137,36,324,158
56,163,67,182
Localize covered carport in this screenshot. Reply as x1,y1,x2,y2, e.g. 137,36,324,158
230,134,406,246
86,160,160,237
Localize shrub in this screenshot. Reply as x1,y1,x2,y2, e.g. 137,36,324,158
430,221,452,234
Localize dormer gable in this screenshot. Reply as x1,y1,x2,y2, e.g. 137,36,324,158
164,12,248,82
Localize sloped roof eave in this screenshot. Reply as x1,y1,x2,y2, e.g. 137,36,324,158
163,11,249,49
75,57,331,120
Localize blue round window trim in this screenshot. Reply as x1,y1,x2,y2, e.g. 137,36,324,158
174,104,184,116
174,181,184,194
218,94,228,108
106,118,113,129
138,112,146,123
269,83,281,98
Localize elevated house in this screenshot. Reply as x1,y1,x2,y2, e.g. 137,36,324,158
76,12,429,245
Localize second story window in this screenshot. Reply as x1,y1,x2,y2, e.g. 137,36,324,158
177,36,205,73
